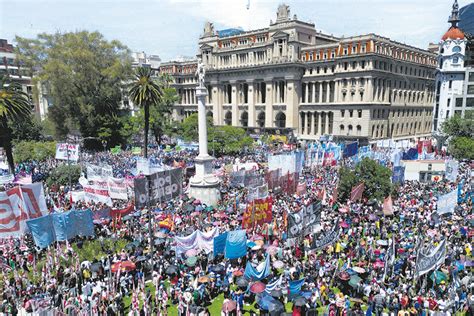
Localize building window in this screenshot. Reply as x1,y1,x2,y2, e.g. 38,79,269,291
454,110,462,116
349,110,353,118
356,125,361,135
469,73,474,82
468,85,474,94
466,98,474,107
341,110,345,118
275,112,286,128
240,111,248,127
447,99,451,108
449,80,452,89
348,125,353,135
453,57,459,64
224,111,232,125
257,112,265,127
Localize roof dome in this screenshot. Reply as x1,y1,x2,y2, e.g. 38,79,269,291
442,26,465,40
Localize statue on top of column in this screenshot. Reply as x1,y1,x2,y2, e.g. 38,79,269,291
276,4,290,22
195,58,206,88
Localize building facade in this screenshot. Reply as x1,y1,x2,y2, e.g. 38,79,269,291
433,0,474,133
161,4,437,143
0,39,39,116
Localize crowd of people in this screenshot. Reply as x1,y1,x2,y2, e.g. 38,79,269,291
0,143,472,316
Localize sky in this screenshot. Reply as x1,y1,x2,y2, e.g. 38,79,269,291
0,0,469,61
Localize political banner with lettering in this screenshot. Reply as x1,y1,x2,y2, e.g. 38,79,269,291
134,168,182,208
86,164,113,179
82,182,113,206
55,143,80,162
107,177,128,200
311,221,340,250
287,202,322,238
242,197,273,229
0,192,22,238
415,239,447,278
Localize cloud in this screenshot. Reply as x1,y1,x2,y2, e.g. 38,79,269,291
164,0,276,30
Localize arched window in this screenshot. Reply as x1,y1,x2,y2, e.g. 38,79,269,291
257,112,265,128
356,125,361,135
206,111,213,119
224,111,232,126
340,124,345,132
348,124,353,135
275,112,286,128
240,111,248,127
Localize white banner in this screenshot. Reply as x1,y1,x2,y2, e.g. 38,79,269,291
55,143,80,162
86,164,113,179
136,158,150,175
437,190,457,215
107,177,128,200
81,183,112,206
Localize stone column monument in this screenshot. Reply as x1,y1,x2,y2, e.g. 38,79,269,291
188,59,221,206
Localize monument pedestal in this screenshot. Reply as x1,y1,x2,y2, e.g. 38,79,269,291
187,83,221,206
188,155,220,206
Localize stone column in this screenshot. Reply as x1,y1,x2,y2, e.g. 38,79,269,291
265,80,273,127
196,87,209,157
326,82,330,103
231,81,238,126
299,112,304,134
319,82,323,103
247,80,255,127
286,80,299,129
312,82,316,104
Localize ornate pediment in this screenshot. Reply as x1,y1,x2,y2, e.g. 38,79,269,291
271,31,289,39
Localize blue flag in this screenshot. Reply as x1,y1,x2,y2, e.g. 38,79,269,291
402,148,418,160
289,278,305,297
343,142,358,158
27,215,55,249
52,211,75,241
244,254,271,281
392,166,405,184
213,232,228,256
225,230,247,259
70,210,95,237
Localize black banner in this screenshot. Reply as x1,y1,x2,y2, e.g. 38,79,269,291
287,202,322,238
311,221,340,250
415,239,447,278
134,168,183,208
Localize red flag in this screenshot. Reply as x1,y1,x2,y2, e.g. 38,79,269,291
383,196,394,215
350,183,365,202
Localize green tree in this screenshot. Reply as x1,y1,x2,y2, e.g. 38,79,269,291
209,126,254,155
448,136,474,160
179,113,213,142
14,141,56,163
128,67,162,158
442,115,474,160
0,74,32,172
10,114,44,141
46,164,81,187
15,31,132,145
337,158,392,202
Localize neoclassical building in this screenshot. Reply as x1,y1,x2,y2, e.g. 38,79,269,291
160,4,437,143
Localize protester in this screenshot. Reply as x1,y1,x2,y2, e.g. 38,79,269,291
0,143,472,316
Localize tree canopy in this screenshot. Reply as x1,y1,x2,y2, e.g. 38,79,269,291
15,31,132,147
442,115,474,160
179,113,254,155
337,158,393,202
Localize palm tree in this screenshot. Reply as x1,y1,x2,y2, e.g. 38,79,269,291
129,67,162,158
0,74,32,173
